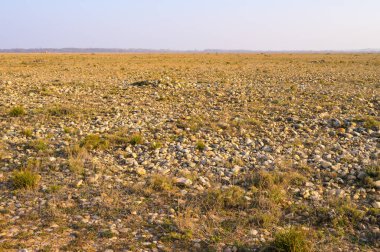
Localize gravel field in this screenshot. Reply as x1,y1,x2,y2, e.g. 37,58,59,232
0,53,379,251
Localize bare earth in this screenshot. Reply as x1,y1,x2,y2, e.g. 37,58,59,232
0,54,379,251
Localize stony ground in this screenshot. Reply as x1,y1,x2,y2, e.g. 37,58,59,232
0,53,379,252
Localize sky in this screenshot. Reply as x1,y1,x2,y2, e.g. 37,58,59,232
1,0,380,51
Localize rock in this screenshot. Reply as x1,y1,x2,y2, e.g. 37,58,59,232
357,172,367,180
337,128,346,134
136,167,147,176
374,180,380,189
321,161,332,169
372,201,380,209
301,190,310,199
232,166,241,174
175,177,193,187
88,174,100,183
75,180,83,187
329,189,345,198
329,118,341,128
249,229,258,236
331,164,341,171
305,182,314,187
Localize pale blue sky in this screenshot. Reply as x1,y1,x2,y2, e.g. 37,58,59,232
1,0,379,50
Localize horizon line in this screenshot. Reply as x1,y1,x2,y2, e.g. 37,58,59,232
1,47,380,53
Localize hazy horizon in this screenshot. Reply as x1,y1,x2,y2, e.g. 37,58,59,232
1,0,380,51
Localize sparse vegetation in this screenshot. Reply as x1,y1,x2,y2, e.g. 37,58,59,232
148,175,174,192
48,105,73,117
21,128,33,137
12,169,40,189
80,134,109,150
201,186,247,210
150,141,162,150
363,117,380,130
28,139,48,151
9,106,25,117
0,54,378,250
66,145,88,174
195,140,206,151
129,133,143,145
264,227,312,252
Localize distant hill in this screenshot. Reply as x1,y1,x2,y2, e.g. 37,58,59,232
0,48,379,53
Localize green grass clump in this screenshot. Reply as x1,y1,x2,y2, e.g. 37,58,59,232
363,117,380,130
66,145,88,174
149,175,173,192
252,171,276,189
48,106,73,117
47,184,61,193
9,106,25,117
265,227,312,252
21,128,33,137
28,139,48,151
80,134,109,150
250,210,280,228
129,134,143,145
99,230,115,238
366,165,379,179
360,165,379,188
195,141,206,151
68,157,85,174
0,142,7,160
12,170,40,189
201,186,247,210
150,141,162,150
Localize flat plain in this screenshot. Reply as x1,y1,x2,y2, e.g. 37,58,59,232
0,53,379,251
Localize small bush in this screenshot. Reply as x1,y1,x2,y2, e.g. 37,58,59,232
264,227,312,252
201,186,247,210
47,184,61,193
363,117,380,130
9,106,25,117
63,127,74,134
21,128,33,137
250,210,280,228
148,175,174,192
150,141,162,150
26,158,42,170
99,230,115,238
129,134,143,145
108,134,129,145
360,165,379,188
0,142,7,160
287,172,307,186
195,141,206,151
66,145,88,174
80,134,109,150
48,105,73,117
366,165,379,179
253,171,275,189
28,139,48,151
68,157,85,174
12,170,40,189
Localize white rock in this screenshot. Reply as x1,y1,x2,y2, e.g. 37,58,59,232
372,201,380,209
250,229,258,236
